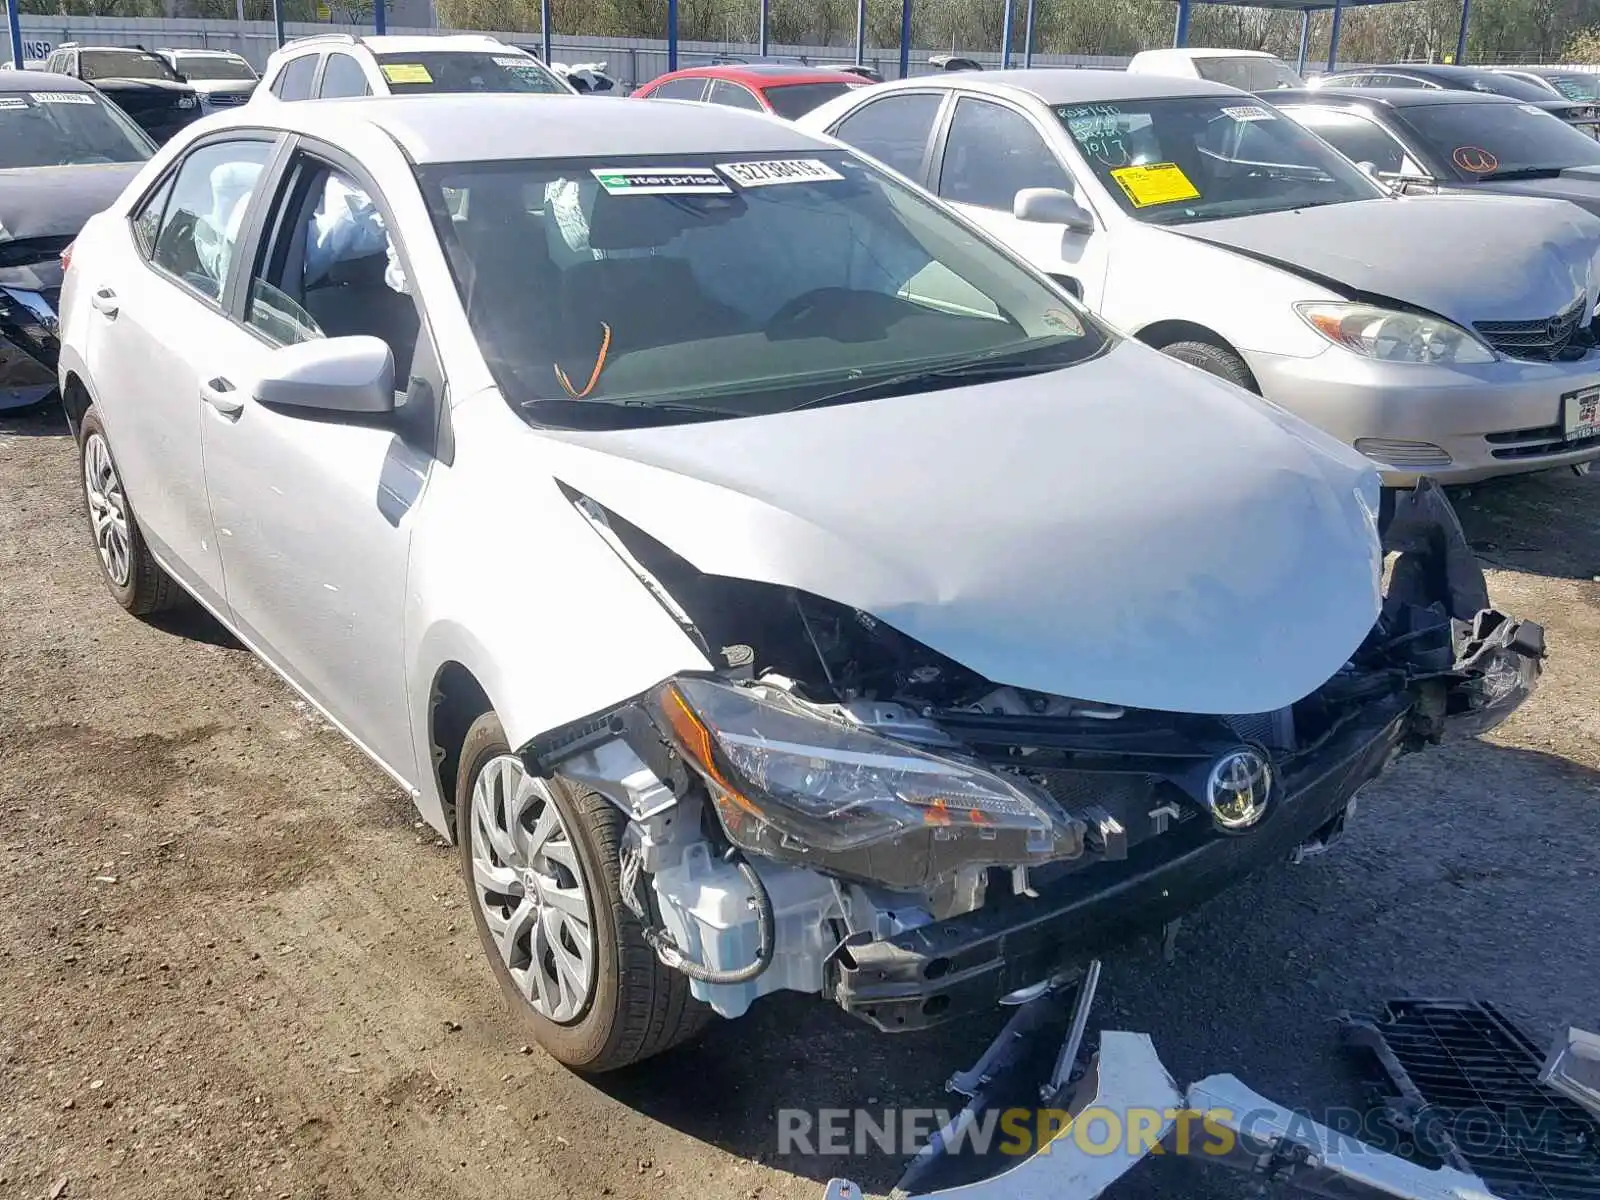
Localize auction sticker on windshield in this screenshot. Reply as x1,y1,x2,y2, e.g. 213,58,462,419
30,92,94,105
1109,162,1201,208
1564,385,1599,441
0,96,28,111
1222,105,1274,122
381,63,432,84
717,159,844,187
592,167,732,195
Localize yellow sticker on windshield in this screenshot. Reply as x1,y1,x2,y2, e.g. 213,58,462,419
381,63,432,84
1108,162,1201,208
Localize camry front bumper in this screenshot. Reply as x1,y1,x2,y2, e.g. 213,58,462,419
0,285,58,412
1243,342,1600,485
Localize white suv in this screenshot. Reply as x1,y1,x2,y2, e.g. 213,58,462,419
252,33,571,103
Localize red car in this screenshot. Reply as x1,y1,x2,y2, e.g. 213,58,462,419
632,63,869,120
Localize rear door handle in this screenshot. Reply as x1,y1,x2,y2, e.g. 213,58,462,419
200,376,244,418
90,287,119,318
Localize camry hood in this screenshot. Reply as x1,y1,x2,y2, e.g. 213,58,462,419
538,340,1384,716
0,162,143,244
1181,194,1600,326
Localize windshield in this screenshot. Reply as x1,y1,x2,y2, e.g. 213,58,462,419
174,54,256,81
0,90,154,168
763,81,862,119
1399,100,1600,179
1055,96,1383,225
1457,70,1557,101
1193,55,1304,91
417,150,1107,428
80,49,180,82
373,51,567,94
1543,74,1600,101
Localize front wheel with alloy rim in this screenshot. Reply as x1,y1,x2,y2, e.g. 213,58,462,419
77,406,178,615
455,711,707,1071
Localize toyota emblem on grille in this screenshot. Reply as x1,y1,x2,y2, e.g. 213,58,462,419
1204,747,1273,831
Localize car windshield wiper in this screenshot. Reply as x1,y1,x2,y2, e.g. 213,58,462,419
786,358,1066,413
1479,166,1567,181
519,396,742,428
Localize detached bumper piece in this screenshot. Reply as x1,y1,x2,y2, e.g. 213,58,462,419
1342,999,1600,1200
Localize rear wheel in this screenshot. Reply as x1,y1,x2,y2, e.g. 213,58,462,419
455,712,707,1071
77,407,178,616
1158,340,1259,393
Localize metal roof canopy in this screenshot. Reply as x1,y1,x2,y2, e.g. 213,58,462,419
1168,0,1470,77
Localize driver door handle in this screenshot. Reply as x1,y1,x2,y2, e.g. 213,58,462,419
200,376,244,419
90,287,119,318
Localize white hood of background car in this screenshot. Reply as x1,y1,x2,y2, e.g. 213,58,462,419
540,341,1384,716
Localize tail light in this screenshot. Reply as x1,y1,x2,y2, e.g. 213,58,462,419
60,241,74,273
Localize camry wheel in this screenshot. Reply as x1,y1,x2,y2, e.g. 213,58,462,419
77,407,178,616
455,712,707,1071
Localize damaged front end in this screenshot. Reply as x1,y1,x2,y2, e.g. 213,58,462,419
527,477,1542,1030
0,242,65,412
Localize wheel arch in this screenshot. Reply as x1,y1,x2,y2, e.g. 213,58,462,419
60,371,93,440
427,658,495,841
1134,318,1237,355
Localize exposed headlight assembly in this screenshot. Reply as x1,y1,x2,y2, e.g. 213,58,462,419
177,95,197,109
1295,302,1496,365
649,676,1085,890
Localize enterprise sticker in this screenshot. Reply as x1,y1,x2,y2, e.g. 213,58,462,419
717,158,845,187
591,166,731,195
30,91,95,105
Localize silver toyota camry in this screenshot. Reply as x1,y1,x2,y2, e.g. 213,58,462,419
57,95,1542,1077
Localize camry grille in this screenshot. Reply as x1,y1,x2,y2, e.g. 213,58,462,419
1474,296,1592,362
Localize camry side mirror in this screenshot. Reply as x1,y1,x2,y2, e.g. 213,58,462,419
1014,187,1094,233
254,335,395,415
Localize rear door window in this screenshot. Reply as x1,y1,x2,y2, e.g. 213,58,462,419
937,97,1072,210
707,79,763,111
648,77,709,101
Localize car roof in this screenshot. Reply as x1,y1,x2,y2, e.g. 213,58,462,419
1133,47,1280,60
165,48,247,57
1275,85,1524,108
228,93,828,161
1346,63,1500,81
650,63,867,87
859,67,1240,104
0,69,95,93
271,33,511,57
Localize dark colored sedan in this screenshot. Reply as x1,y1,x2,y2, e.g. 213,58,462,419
1313,62,1600,135
0,71,155,411
1274,87,1600,218
41,44,202,143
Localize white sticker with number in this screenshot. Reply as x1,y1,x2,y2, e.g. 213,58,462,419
1222,105,1274,122
31,91,95,105
717,159,845,188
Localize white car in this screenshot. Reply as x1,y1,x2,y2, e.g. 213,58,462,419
57,94,1540,1075
1126,47,1304,90
157,47,259,113
252,33,571,103
801,70,1600,483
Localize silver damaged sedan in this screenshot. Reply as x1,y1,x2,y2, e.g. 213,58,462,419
58,95,1543,1072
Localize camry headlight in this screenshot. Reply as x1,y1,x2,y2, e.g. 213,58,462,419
649,677,1084,890
1295,302,1496,365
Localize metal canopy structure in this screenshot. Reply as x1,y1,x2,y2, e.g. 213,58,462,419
1168,0,1472,76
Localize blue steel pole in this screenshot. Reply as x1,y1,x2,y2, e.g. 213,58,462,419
999,0,1013,67
1297,9,1310,74
374,0,385,36
273,0,285,48
6,0,22,74
1022,0,1037,66
758,0,768,58
855,0,866,64
898,0,912,78
1326,0,1342,70
541,0,552,63
668,0,679,71
1455,0,1470,63
1173,0,1191,46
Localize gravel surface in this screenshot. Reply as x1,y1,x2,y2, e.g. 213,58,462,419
2,405,1596,1200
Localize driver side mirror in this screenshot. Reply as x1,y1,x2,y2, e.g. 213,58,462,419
253,335,395,416
1013,187,1094,233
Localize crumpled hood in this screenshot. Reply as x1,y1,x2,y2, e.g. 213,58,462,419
538,340,1384,716
0,162,142,244
1181,194,1600,325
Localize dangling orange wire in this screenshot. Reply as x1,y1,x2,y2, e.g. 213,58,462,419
554,322,613,399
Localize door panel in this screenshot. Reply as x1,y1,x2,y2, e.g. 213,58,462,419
201,156,423,780
83,138,276,611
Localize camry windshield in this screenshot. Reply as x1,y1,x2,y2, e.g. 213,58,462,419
175,55,256,81
373,51,567,94
1056,96,1383,224
418,151,1107,428
80,50,179,82
764,81,861,119
1400,100,1600,179
0,90,154,168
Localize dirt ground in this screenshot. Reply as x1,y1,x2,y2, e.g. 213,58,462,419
2,404,1597,1200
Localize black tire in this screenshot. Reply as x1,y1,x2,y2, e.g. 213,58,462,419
455,712,708,1072
1158,340,1260,393
77,406,179,616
